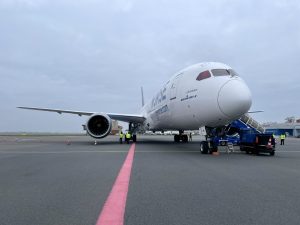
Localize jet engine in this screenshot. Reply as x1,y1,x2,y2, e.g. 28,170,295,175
86,113,112,138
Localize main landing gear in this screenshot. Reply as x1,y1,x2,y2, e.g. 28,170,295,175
174,130,189,143
128,122,138,143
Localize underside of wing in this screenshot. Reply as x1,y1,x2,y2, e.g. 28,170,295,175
107,113,145,123
17,106,146,124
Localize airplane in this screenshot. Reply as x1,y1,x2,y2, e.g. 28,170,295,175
18,62,252,153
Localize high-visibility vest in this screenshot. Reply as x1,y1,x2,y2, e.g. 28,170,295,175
126,133,131,139
280,134,285,139
120,133,124,138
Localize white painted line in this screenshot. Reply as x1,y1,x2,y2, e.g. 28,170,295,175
0,150,200,154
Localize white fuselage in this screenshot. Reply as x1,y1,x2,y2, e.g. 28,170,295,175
141,62,252,131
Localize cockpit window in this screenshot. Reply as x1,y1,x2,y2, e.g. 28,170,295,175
211,69,230,76
196,70,211,81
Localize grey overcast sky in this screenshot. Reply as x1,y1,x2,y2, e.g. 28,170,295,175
1,0,300,132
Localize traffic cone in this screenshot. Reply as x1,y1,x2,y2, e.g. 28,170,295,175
267,138,272,148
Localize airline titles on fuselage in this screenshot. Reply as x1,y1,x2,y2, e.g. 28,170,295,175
149,87,167,112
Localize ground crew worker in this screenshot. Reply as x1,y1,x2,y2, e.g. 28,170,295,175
189,132,192,141
119,131,124,144
126,132,131,144
280,133,286,145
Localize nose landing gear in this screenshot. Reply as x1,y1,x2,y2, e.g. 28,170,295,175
199,126,222,154
200,140,218,154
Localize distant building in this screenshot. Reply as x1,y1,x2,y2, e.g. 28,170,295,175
264,122,300,137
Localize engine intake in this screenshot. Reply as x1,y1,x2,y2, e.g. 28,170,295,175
86,114,112,139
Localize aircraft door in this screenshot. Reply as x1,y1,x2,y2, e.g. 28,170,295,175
168,73,182,128
170,76,180,100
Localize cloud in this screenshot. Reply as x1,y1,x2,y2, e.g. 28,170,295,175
0,0,299,131
0,0,46,9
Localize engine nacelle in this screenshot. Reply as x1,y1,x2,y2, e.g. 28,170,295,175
86,113,112,139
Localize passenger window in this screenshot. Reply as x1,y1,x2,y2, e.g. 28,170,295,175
196,70,211,81
211,69,230,76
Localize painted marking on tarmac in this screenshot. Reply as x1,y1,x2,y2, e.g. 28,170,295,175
1,150,300,154
0,150,200,154
275,151,300,152
95,143,135,225
0,150,130,154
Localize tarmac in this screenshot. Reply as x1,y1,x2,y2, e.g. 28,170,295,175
0,134,300,225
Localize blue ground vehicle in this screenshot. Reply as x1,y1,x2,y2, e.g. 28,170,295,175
201,117,275,155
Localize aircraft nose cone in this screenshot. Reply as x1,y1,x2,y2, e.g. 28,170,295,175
218,79,252,118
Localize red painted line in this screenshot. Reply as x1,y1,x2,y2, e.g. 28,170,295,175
96,143,135,225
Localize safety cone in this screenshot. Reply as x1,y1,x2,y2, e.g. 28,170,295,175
267,138,272,149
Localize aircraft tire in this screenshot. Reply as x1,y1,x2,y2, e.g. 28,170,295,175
200,141,209,154
182,135,188,143
174,135,180,143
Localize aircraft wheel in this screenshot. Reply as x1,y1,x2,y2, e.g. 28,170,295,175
174,135,180,143
182,135,188,143
200,141,209,154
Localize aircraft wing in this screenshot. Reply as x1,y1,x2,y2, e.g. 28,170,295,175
17,107,146,123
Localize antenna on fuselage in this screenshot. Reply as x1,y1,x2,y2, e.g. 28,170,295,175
141,86,145,107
